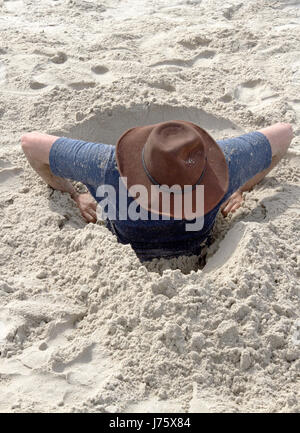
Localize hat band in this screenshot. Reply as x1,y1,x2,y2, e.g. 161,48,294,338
141,147,207,194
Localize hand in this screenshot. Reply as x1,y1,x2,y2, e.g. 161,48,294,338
73,192,97,223
220,189,244,217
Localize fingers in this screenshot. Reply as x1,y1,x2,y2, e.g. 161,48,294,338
90,201,97,211
86,202,97,219
82,205,97,223
230,202,242,214
220,200,228,211
89,208,97,221
83,211,97,223
221,202,231,216
89,212,97,223
221,201,235,216
76,194,98,223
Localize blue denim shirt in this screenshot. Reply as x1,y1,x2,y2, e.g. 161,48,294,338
49,131,272,260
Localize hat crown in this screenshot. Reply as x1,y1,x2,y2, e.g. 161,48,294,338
143,121,207,188
115,118,229,218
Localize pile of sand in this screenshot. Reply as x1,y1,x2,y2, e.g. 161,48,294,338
0,0,299,412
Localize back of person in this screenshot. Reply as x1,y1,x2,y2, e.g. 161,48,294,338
49,128,272,260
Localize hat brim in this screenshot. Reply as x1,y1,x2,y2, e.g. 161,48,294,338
116,120,229,219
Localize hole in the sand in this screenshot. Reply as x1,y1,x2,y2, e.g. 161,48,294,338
52,103,242,145
50,104,244,274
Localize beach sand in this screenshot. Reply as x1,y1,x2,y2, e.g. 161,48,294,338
0,0,299,413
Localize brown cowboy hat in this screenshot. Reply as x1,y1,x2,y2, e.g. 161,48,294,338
116,120,229,220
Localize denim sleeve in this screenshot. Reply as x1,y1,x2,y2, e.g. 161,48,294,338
49,137,114,188
217,131,272,199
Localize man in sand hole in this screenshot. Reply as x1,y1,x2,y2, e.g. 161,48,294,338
21,121,293,261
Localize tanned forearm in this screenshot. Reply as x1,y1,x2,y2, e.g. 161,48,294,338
21,132,97,222
221,123,293,216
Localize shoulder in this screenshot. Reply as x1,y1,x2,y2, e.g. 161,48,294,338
216,131,272,197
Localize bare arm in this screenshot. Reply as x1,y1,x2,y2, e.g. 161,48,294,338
21,132,97,222
221,122,294,216
21,132,78,195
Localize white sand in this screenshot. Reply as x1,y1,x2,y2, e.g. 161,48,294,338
0,0,299,413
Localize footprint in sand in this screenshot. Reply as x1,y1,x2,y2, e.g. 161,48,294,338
29,80,48,90
149,50,217,70
50,52,68,65
147,79,176,92
222,3,243,20
0,163,23,193
90,64,115,84
0,54,50,93
91,65,109,75
177,35,211,50
68,81,96,90
234,79,278,109
27,52,68,91
24,50,103,92
193,50,217,67
219,93,233,103
29,69,97,92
